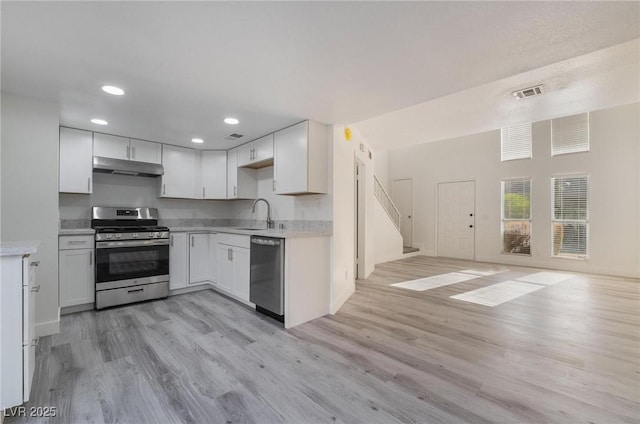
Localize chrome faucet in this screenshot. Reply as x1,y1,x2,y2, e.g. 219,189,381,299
252,198,274,229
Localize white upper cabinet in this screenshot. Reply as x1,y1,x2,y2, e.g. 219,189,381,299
274,120,329,195
93,133,130,160
237,134,274,168
94,133,161,164
130,139,162,164
201,151,227,199
227,147,257,199
59,127,93,194
160,144,199,198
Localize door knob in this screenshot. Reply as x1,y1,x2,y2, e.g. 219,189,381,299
408,215,412,218
469,225,474,228
469,213,474,217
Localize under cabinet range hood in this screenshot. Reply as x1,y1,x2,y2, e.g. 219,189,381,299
93,156,164,177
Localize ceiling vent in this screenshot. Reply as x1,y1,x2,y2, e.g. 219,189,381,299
224,133,244,141
512,84,544,99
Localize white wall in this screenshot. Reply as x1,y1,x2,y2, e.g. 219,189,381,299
1,93,60,335
331,126,376,313
385,102,640,278
59,173,233,220
227,166,332,222
373,198,404,264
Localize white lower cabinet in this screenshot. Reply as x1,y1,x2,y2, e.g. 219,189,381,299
1,252,38,409
59,236,95,307
216,236,250,303
169,233,188,290
188,233,210,285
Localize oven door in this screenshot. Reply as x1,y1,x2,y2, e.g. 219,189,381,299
95,239,169,288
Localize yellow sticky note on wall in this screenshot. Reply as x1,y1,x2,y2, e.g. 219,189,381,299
345,127,352,141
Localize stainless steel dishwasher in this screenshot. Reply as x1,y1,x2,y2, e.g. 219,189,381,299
250,236,284,323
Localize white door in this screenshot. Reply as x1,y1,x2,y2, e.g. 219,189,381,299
161,144,197,198
59,127,93,194
274,121,308,194
59,249,94,307
188,233,210,284
232,247,250,302
392,179,413,247
227,148,239,198
130,139,161,164
253,134,274,163
201,151,227,199
216,244,234,292
93,133,130,160
437,181,475,260
169,233,187,290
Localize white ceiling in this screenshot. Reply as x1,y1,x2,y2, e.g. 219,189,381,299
2,2,639,149
354,39,640,151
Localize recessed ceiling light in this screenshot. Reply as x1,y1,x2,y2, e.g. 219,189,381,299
101,85,125,96
191,138,204,144
91,118,108,125
224,117,239,125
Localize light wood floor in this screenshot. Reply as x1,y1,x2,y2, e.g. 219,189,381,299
7,256,640,423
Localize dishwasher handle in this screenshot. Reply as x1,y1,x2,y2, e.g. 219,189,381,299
251,237,282,246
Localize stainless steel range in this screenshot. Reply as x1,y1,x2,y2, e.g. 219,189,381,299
92,207,169,309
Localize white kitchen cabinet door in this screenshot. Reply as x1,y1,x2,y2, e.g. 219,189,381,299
232,247,250,302
238,134,274,168
169,233,188,290
161,144,198,198
253,134,274,164
201,151,228,199
226,147,239,198
216,244,234,293
237,143,254,168
189,233,210,284
93,133,130,160
274,120,329,195
227,147,257,199
59,248,95,307
59,127,93,194
130,139,161,164
208,234,218,283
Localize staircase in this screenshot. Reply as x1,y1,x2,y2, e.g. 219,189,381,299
374,176,400,230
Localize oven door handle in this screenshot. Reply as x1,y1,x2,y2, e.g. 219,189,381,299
96,239,170,248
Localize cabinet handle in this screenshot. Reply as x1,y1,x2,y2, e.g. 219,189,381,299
233,186,237,197
67,240,87,245
163,184,166,195
191,236,194,247
126,145,130,159
30,261,40,267
203,187,205,198
132,146,136,160
31,285,41,293
89,255,92,266
170,235,174,247
87,177,91,192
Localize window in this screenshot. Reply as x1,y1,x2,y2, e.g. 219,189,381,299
502,179,531,254
501,123,532,161
552,175,589,258
551,113,589,156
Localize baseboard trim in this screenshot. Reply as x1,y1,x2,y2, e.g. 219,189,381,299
35,314,60,337
61,303,95,315
169,284,214,296
330,283,355,314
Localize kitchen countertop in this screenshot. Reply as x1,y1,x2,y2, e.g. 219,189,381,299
58,227,330,238
169,226,331,238
59,228,96,236
0,241,40,257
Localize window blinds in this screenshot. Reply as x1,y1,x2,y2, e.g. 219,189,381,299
552,176,589,257
551,113,589,156
501,123,532,161
502,179,531,254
